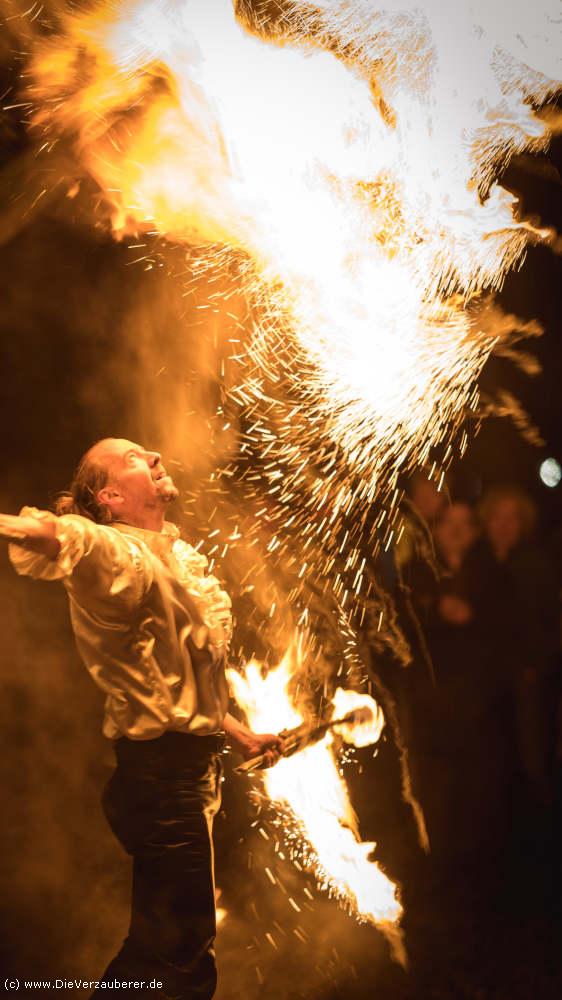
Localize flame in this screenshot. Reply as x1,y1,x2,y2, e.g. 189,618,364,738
227,646,402,936
332,687,385,749
27,0,561,491
215,887,227,926
20,0,561,955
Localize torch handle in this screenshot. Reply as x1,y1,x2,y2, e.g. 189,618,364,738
233,711,358,774
234,753,270,774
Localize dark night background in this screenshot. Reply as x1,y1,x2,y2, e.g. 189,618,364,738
1,7,562,999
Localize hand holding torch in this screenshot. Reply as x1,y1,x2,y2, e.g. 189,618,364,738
234,706,373,774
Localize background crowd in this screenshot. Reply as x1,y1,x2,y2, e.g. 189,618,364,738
394,473,562,903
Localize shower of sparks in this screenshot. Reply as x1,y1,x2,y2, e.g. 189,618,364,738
227,644,405,959
22,0,561,563
7,0,562,942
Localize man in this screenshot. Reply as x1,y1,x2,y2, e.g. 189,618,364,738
0,438,281,1000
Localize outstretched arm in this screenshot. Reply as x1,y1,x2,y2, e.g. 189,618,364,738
5,507,149,601
0,513,60,560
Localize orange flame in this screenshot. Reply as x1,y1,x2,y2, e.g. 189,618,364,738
28,0,561,484
227,645,403,950
23,3,561,960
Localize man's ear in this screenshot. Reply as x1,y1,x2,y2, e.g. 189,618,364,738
97,486,122,507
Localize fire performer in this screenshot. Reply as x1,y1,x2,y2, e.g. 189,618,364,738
0,438,282,1000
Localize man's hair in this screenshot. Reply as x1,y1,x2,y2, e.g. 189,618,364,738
54,445,111,523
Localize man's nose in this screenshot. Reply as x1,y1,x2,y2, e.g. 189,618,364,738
148,451,161,465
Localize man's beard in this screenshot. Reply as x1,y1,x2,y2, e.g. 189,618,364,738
156,477,180,503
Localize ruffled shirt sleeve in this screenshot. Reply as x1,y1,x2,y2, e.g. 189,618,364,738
9,507,88,581
8,507,147,605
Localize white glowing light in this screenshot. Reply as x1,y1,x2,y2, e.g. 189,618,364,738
24,1,561,953
28,0,562,488
539,457,561,488
227,649,402,933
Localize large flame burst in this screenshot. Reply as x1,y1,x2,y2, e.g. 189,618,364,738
10,0,562,947
24,0,560,578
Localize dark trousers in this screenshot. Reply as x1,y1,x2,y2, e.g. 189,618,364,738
95,732,224,1000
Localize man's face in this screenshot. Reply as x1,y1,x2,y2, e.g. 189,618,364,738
96,438,179,513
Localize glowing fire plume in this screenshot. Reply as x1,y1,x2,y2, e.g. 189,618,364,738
27,0,561,494
227,648,404,954
19,0,561,950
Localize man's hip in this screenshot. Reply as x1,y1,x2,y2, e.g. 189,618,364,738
97,730,225,999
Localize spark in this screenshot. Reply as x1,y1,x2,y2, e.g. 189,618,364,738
16,0,562,952
227,645,403,952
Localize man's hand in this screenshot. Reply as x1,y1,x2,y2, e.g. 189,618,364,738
0,513,60,559
223,712,284,768
240,731,284,768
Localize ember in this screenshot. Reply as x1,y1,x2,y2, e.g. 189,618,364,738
227,643,404,959
15,0,562,972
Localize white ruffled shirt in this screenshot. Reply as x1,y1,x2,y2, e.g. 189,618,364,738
9,509,232,740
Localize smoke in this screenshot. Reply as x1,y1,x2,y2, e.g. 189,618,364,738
0,226,113,987
0,0,561,993
0,201,418,996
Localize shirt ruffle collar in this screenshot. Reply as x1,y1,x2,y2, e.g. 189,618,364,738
112,520,180,553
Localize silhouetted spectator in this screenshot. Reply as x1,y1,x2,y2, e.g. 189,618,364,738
396,472,447,572
405,503,509,864
465,486,559,806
